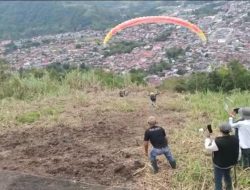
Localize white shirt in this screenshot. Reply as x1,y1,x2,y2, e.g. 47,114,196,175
204,138,218,152
229,117,250,149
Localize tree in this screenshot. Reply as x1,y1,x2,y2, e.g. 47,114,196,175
129,69,146,85
148,60,172,74
227,60,250,90
165,47,185,63
80,63,89,70
177,69,187,76
75,44,81,49
0,59,11,82
4,42,18,54
154,29,172,42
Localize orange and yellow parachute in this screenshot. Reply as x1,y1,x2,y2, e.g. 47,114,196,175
103,16,207,44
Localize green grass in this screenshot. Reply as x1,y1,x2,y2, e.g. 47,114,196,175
16,111,41,124
111,99,136,112
0,67,249,189
0,68,146,101
170,91,250,189
15,106,63,124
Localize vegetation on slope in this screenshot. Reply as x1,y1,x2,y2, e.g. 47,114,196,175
0,59,146,100
170,91,250,189
0,58,249,189
161,60,250,93
1,59,249,101
0,81,249,189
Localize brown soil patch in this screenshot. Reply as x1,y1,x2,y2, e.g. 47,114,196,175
0,91,186,189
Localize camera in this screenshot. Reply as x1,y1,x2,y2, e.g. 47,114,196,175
233,108,239,114
207,124,213,133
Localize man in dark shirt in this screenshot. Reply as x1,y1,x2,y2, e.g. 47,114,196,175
205,123,239,190
144,116,176,173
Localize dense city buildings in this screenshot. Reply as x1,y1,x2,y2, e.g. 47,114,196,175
0,1,249,82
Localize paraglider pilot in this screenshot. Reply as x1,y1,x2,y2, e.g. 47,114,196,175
149,92,160,107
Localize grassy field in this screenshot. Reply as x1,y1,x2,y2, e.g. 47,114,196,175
169,91,250,190
0,88,249,189
0,64,249,189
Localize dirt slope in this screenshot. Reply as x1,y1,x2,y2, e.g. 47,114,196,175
0,91,187,190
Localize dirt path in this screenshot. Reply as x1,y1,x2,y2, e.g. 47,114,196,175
0,91,187,189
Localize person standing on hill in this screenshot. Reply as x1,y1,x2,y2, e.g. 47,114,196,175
204,123,239,190
229,107,250,169
229,108,242,138
144,116,176,173
119,89,126,97
148,92,160,107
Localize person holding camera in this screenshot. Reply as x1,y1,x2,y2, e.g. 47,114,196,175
229,107,250,169
229,108,242,139
204,123,239,190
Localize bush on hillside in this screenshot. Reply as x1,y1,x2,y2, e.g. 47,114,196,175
165,47,185,63
129,69,147,86
0,59,12,81
4,42,18,54
170,60,250,93
75,44,81,49
148,60,172,74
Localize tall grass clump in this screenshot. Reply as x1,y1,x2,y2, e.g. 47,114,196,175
64,70,100,90
65,69,146,90
0,60,147,101
0,72,63,100
93,69,126,89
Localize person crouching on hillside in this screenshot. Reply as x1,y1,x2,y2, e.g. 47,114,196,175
205,123,239,190
144,116,176,173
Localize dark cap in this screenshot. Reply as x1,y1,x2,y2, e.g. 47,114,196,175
242,107,250,119
219,123,232,134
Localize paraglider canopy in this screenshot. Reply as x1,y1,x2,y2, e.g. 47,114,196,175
103,16,207,44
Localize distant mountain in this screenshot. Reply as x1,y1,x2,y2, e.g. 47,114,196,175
2,1,245,43
0,1,172,40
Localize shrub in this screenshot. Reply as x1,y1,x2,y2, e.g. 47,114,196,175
169,60,250,93
148,60,172,74
129,69,147,86
165,47,185,63
75,44,81,49
94,69,125,89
